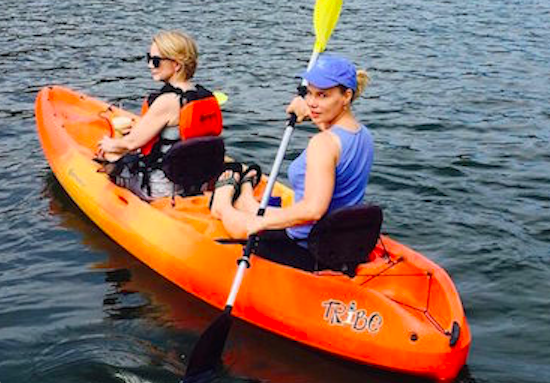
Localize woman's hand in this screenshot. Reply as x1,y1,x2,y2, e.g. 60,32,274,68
286,96,310,123
97,136,127,162
98,136,119,153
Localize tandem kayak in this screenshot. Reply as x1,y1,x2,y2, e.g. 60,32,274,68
35,85,470,382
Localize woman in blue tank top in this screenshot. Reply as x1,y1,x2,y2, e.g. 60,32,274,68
210,54,373,270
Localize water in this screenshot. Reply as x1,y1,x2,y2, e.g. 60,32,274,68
1,0,549,382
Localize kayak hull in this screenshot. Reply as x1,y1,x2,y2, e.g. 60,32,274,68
35,86,470,382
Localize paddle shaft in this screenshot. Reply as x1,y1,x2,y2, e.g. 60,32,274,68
183,3,343,379
223,59,316,310
202,0,343,313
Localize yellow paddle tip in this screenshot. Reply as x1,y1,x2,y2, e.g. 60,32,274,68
313,0,343,53
213,91,228,106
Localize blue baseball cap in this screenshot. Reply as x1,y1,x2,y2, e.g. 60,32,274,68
300,54,357,91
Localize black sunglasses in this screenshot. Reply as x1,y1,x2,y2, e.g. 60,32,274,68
146,53,171,68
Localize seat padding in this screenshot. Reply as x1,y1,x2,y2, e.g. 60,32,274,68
308,205,383,277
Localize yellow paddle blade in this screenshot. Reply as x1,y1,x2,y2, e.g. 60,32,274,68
313,0,343,53
213,91,228,105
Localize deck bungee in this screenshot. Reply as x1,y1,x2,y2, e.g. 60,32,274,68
35,85,470,381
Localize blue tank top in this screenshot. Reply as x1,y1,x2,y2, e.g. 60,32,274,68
286,125,374,245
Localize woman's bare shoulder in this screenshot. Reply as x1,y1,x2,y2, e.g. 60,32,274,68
309,130,340,151
147,92,180,114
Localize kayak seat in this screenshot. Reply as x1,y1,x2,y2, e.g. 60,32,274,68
162,136,225,199
308,205,383,277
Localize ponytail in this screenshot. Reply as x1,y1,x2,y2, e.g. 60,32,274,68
352,70,370,102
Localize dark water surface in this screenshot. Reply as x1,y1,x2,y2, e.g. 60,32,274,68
1,0,549,382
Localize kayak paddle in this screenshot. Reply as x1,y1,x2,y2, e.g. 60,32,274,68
182,0,343,380
213,91,228,106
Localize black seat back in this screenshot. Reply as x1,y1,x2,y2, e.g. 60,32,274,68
162,136,225,196
308,205,383,277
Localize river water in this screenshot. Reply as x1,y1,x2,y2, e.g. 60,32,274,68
1,0,549,382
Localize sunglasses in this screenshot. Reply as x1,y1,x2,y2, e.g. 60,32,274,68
146,53,172,68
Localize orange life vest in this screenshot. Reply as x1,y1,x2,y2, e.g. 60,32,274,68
140,83,223,156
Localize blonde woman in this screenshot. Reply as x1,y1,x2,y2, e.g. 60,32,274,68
98,30,222,199
210,54,372,271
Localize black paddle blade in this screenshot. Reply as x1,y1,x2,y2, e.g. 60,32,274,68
183,309,233,380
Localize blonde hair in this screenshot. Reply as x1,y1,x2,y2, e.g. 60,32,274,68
353,69,370,101
152,30,198,81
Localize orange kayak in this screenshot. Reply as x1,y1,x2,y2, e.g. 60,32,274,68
35,86,471,382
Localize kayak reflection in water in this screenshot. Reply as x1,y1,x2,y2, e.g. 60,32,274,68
97,30,222,201
210,54,373,270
